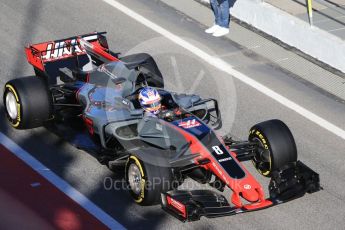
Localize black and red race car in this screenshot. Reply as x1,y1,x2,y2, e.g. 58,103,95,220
3,32,320,221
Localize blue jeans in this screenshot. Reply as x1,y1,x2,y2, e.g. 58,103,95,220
210,0,230,28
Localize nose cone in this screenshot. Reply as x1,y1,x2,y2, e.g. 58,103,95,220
241,185,259,202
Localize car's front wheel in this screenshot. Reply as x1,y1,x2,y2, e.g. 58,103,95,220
248,119,297,177
126,155,175,205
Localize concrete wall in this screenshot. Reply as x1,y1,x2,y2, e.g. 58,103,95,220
200,0,345,73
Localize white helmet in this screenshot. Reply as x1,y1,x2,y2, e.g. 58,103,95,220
139,87,162,115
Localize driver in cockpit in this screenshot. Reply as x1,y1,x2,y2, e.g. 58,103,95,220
138,87,182,120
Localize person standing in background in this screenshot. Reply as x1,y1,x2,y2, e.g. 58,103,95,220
205,0,230,37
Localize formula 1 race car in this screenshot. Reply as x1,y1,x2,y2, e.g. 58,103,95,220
3,32,320,221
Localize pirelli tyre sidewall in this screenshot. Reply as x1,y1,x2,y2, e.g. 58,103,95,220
3,84,22,128
248,119,297,177
126,155,175,206
3,77,52,129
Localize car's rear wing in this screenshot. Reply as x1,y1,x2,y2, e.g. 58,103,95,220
25,31,118,72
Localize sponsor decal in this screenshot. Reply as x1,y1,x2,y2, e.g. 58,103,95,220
218,157,232,162
167,196,186,217
42,35,97,61
251,129,269,150
212,161,229,184
244,184,252,190
178,119,201,129
5,85,21,127
140,179,145,199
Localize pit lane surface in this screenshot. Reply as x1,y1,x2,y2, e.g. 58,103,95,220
1,0,345,229
0,142,118,230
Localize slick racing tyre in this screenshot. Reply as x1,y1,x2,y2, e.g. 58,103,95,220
248,119,297,177
3,77,52,129
126,155,175,205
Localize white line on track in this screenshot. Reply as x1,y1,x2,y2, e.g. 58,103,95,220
103,0,345,140
0,132,125,230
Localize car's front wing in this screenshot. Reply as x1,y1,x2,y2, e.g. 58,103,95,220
161,161,320,221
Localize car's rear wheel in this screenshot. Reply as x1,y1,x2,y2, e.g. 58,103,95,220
248,119,297,177
3,77,53,129
126,155,175,205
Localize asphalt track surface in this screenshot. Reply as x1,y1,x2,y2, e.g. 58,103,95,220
0,0,345,229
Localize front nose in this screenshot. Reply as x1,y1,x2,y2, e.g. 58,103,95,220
241,186,259,203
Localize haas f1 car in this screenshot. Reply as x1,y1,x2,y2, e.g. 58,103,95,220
3,32,320,221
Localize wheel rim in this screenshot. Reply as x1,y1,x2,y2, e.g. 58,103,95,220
128,163,143,195
5,92,18,120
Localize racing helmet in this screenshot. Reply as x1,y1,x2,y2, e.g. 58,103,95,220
139,87,162,115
